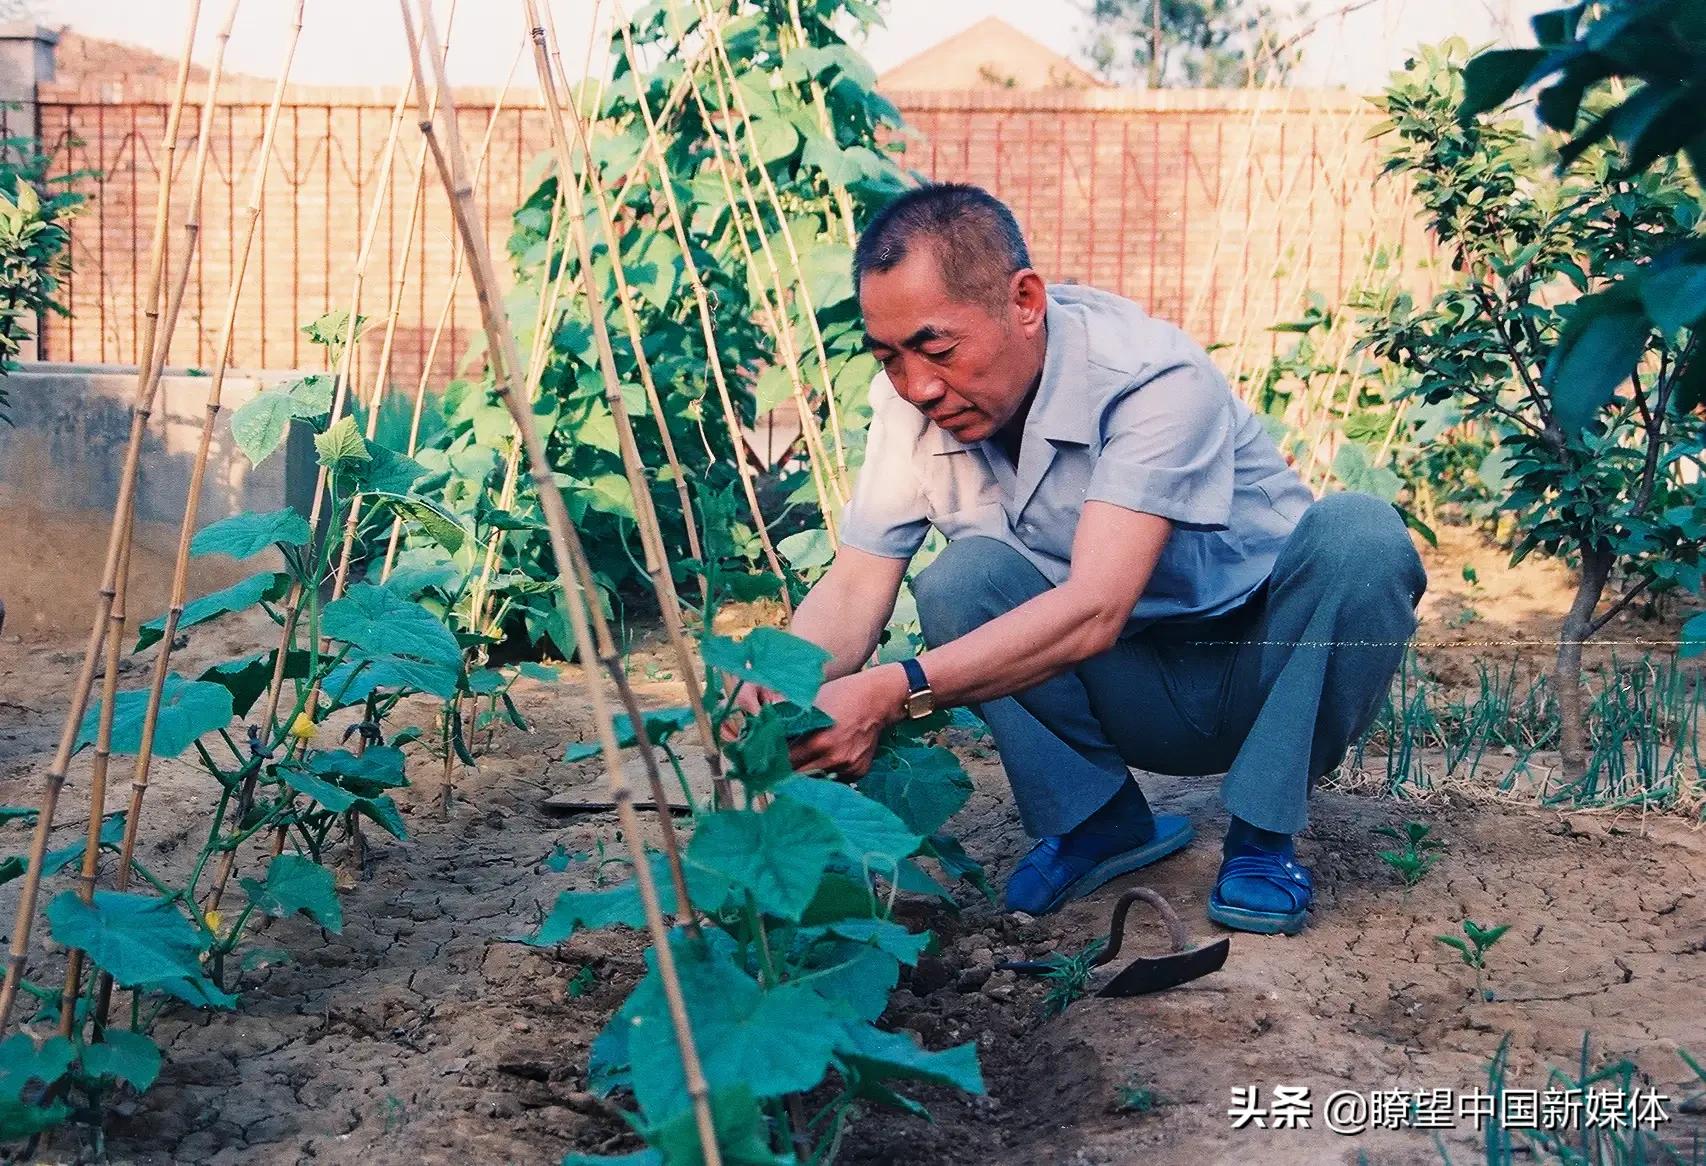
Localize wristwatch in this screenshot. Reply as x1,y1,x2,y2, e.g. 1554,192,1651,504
899,657,935,719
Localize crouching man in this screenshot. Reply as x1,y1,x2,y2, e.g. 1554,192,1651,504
771,183,1426,934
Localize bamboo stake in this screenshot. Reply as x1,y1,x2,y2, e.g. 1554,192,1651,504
380,39,525,582
107,3,305,921
609,7,827,570
204,16,473,914
529,1,731,805
401,7,719,1162
534,0,705,576
0,0,206,1035
672,58,843,538
695,1,852,489
783,0,858,247
55,0,244,1038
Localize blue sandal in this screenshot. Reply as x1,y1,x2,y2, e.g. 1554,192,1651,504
1004,812,1194,916
1208,852,1313,935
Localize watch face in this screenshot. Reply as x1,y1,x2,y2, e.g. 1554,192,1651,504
905,688,935,719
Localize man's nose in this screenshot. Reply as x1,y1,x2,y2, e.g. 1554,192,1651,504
900,355,946,409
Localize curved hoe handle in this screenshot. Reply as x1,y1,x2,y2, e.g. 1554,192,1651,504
1092,887,1192,967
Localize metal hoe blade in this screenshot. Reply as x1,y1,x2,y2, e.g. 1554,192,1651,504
1091,887,1230,998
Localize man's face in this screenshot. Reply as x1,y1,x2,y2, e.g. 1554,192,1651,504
858,246,1046,444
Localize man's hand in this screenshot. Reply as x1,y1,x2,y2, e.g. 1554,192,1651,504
787,665,907,780
719,679,780,742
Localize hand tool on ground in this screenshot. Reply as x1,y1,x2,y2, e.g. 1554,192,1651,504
999,886,1231,997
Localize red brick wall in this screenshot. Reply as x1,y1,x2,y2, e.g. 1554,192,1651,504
25,82,1435,390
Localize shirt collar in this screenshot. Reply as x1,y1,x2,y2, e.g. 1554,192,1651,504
1021,293,1096,447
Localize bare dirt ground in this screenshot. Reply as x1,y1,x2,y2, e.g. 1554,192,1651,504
3,526,1704,1165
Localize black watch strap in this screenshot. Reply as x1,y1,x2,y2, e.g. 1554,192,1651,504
900,657,928,694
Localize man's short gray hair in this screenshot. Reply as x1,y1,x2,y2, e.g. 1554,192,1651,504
852,183,1032,311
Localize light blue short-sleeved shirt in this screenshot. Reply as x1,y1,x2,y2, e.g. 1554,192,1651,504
838,283,1317,632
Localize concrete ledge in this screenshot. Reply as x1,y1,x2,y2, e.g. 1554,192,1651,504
0,361,316,638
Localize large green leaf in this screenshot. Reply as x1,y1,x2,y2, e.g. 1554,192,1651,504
275,763,358,813
836,1022,984,1094
240,854,343,932
1329,446,1403,503
857,746,973,837
355,443,427,494
135,571,290,652
1457,48,1547,122
322,583,462,672
700,626,830,707
0,1032,75,1100
1545,294,1651,434
230,374,333,465
43,890,206,988
621,939,846,1121
323,655,458,704
1681,611,1706,660
199,649,310,719
80,1030,162,1091
75,675,234,758
367,492,466,554
641,1084,786,1166
314,415,370,469
775,777,921,874
686,799,840,921
796,941,898,1023
190,508,312,560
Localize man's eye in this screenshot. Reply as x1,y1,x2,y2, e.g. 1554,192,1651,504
924,347,956,361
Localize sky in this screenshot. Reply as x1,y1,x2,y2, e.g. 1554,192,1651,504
36,0,1552,94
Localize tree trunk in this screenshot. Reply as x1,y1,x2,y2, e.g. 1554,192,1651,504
1554,543,1614,786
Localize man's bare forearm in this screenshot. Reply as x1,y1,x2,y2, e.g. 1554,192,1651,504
788,548,908,681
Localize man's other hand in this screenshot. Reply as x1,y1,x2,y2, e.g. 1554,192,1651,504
786,666,906,780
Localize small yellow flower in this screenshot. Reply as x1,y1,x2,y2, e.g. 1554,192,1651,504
203,909,222,934
288,712,317,741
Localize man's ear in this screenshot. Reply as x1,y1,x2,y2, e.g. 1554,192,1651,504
1011,269,1047,335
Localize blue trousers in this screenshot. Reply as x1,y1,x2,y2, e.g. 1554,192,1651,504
912,493,1427,838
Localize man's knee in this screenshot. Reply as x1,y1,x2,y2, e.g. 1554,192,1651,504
913,536,1047,648
1284,492,1426,606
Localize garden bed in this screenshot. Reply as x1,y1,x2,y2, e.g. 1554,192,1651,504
3,526,1703,1165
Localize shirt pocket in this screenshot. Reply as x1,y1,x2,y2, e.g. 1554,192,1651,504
922,449,1002,518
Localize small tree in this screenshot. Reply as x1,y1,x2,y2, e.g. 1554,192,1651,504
0,137,78,423
1082,0,1293,88
1359,41,1706,789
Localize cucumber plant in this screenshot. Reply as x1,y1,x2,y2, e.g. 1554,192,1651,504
536,563,990,1162
0,342,483,1145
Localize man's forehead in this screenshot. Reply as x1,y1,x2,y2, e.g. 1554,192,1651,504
861,319,959,349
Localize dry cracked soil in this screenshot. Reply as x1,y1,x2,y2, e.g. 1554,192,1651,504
2,525,1704,1165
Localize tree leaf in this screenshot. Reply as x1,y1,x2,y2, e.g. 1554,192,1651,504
355,442,427,494
240,854,343,932
1638,262,1706,337
75,676,234,758
700,626,830,708
80,1030,162,1091
190,509,313,560
1545,297,1650,434
685,799,840,921
1457,48,1548,122
777,527,835,572
44,890,207,988
135,571,290,652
